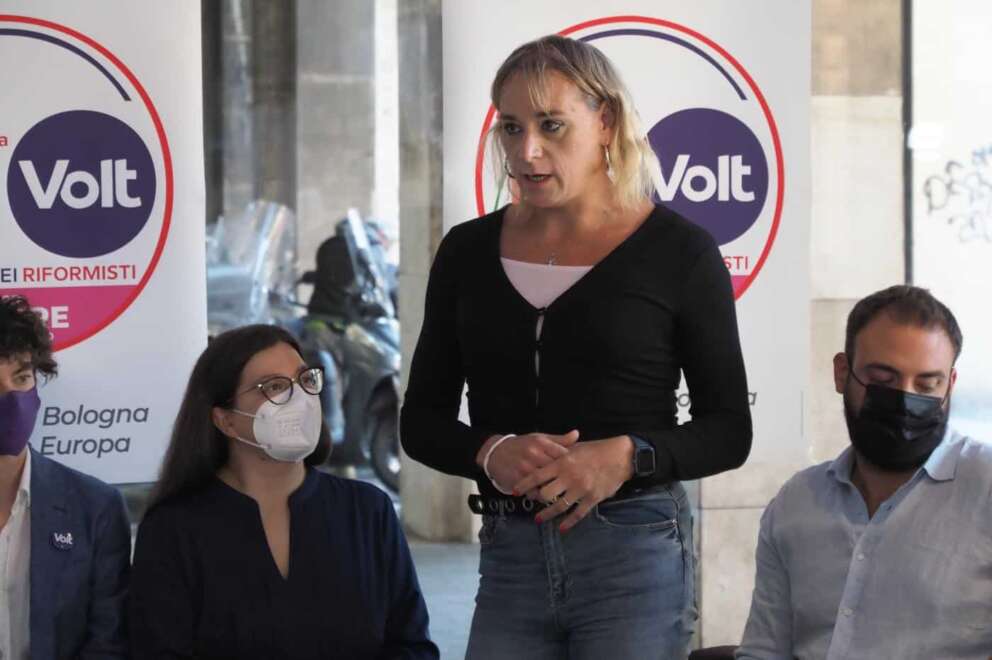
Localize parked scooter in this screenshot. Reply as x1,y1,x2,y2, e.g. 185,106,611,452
360,219,399,317
294,210,401,492
205,200,301,337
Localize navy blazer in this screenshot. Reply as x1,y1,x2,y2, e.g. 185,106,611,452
29,449,131,659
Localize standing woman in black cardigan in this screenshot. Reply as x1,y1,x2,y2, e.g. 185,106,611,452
401,35,752,659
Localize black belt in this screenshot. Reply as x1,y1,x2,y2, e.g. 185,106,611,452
468,483,672,517
468,494,550,517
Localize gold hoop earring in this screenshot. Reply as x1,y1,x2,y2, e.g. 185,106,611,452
604,145,615,183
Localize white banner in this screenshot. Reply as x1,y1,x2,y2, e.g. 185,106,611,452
0,1,206,482
912,0,992,440
442,1,810,461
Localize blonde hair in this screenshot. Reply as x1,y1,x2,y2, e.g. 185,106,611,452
488,35,661,209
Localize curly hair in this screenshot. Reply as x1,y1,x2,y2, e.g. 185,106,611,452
0,295,58,379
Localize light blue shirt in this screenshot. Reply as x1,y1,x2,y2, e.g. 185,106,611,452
737,430,992,660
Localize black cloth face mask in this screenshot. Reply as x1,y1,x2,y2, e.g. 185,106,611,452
844,371,949,472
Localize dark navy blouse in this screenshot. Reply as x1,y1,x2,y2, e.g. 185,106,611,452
128,470,439,659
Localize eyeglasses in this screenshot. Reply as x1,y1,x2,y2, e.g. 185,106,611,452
240,367,324,405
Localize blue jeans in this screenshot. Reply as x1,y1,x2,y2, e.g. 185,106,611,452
465,483,697,660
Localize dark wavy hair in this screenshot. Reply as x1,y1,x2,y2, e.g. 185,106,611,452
149,324,331,509
0,295,58,379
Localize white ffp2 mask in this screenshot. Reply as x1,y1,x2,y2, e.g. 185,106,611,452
231,390,322,462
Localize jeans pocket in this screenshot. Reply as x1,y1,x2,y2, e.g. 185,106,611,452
594,489,680,530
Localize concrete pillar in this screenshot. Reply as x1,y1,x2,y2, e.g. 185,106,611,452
374,0,401,260
295,0,375,272
219,0,255,218
211,0,297,222
397,0,478,543
251,1,297,211
201,1,224,225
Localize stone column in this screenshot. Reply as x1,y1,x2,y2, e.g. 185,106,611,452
295,0,375,272
252,0,297,210
397,0,478,542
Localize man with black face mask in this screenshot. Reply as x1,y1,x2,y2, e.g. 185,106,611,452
737,285,992,660
0,296,130,659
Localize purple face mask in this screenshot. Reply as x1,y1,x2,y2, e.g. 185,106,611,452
0,386,41,456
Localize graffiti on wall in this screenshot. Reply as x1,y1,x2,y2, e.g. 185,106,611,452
922,143,992,243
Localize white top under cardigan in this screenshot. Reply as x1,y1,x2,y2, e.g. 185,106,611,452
500,258,593,310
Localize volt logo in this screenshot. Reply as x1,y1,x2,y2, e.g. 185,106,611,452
649,108,768,246
7,110,156,259
657,154,755,203
19,159,142,210
0,15,174,352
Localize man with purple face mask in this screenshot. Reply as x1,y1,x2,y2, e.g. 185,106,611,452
738,286,992,660
0,296,130,660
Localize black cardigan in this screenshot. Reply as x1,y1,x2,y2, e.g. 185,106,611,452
400,204,752,498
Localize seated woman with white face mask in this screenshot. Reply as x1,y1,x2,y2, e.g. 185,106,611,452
128,324,439,660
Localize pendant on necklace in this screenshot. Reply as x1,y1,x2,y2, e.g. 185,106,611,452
547,253,558,266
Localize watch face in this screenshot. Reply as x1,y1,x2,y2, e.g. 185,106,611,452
635,448,656,475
